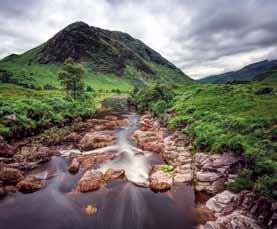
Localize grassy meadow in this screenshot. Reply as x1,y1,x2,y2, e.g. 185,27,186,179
130,82,277,198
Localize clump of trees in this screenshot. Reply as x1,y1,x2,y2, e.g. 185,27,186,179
58,58,85,99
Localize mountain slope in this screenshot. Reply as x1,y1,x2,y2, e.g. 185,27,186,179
0,22,192,90
200,59,277,83
254,68,277,82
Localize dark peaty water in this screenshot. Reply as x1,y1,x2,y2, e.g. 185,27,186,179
0,113,197,229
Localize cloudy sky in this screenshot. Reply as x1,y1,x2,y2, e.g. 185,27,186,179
0,0,277,79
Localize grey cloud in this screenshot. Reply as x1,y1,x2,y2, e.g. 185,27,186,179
0,0,277,79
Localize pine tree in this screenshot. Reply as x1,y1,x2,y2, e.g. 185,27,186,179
58,58,85,99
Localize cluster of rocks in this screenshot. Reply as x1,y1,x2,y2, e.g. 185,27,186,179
134,114,276,228
0,114,129,196
73,168,125,193
194,152,243,194
199,190,276,229
0,167,44,195
134,114,243,194
0,137,54,195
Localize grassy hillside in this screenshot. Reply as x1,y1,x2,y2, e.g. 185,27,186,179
200,59,277,83
254,69,277,82
0,22,192,91
130,82,277,198
0,48,134,92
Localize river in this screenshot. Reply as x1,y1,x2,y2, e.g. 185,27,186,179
0,113,197,229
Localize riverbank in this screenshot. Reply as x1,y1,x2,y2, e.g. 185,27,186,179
134,113,276,228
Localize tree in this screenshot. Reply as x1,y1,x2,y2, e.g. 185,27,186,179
58,58,85,99
86,85,94,92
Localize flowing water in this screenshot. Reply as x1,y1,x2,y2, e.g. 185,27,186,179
0,113,197,229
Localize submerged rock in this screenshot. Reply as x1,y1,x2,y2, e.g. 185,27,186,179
16,175,43,193
74,170,104,193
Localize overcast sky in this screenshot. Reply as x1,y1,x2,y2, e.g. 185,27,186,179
0,0,277,79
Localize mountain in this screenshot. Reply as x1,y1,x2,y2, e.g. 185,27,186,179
0,22,192,91
199,59,277,83
254,68,277,82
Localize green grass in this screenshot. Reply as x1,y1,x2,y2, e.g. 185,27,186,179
0,82,103,137
130,82,277,198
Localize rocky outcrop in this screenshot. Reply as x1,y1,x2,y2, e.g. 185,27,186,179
194,153,243,194
200,190,277,229
16,175,43,193
103,168,125,182
79,131,116,151
163,133,194,184
201,211,264,229
74,169,104,193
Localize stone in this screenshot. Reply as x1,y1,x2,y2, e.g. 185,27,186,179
0,142,16,157
206,190,237,213
68,158,80,174
77,152,116,168
79,131,115,151
16,175,43,193
103,168,125,181
74,170,104,193
0,167,24,184
149,170,173,192
203,210,264,229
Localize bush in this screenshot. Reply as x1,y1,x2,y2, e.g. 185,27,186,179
160,165,174,172
229,169,254,192
44,84,56,90
0,95,95,137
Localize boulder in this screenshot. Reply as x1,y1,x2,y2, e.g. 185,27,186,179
74,170,104,193
206,190,237,213
149,170,173,192
0,167,24,184
0,142,16,157
16,175,43,193
103,168,125,181
203,210,264,229
77,152,116,168
79,131,115,151
68,158,80,174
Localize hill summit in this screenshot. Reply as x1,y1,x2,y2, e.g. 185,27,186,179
0,22,191,90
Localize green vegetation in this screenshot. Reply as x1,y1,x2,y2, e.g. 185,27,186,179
130,82,277,198
58,58,85,99
0,85,95,137
160,165,174,173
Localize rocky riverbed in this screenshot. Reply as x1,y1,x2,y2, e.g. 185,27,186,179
0,112,276,229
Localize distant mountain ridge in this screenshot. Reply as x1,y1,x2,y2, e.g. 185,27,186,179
0,22,192,90
200,59,277,83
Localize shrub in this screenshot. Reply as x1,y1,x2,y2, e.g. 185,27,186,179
160,165,174,172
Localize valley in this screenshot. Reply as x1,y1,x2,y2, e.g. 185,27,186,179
0,16,276,229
